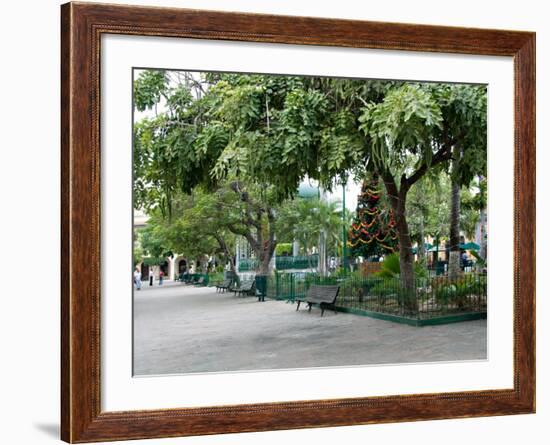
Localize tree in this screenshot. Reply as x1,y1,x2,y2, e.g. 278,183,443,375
448,163,462,279
133,71,486,289
358,84,450,290
132,71,281,273
407,174,450,267
138,202,218,273
348,173,398,259
133,232,145,267
143,183,280,275
276,197,343,271
359,83,486,288
221,181,279,275
133,71,228,215
164,190,237,273
434,85,487,279
406,177,430,267
276,198,317,259
139,223,171,260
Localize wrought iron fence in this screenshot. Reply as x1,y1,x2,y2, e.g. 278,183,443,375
262,272,487,320
238,255,319,272
276,255,319,270
238,259,258,272
177,273,210,286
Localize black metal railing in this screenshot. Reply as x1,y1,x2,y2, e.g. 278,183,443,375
263,272,487,320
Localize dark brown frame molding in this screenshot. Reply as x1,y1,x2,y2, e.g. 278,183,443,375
61,2,536,442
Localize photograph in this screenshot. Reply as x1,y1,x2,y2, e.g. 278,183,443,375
132,69,488,376
0,0,542,443
54,0,537,442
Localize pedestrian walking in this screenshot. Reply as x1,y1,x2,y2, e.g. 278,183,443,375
133,267,142,290
149,268,154,286
159,270,164,285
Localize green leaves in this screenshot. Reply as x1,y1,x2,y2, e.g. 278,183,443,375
319,110,362,179
276,197,344,255
133,71,487,246
431,83,487,185
213,82,264,131
359,84,443,174
133,70,167,112
166,84,194,113
375,253,401,278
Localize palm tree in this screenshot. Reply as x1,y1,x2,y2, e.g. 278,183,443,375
277,197,343,273
316,198,344,274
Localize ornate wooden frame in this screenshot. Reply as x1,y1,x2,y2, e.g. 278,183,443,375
61,2,536,442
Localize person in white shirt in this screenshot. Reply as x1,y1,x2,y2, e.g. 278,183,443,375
149,268,154,286
133,267,142,290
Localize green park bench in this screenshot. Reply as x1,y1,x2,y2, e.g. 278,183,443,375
296,284,340,317
183,274,201,285
193,275,209,287
233,280,255,297
216,279,232,293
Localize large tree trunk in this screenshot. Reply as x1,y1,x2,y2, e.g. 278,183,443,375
380,176,417,312
228,256,236,274
371,136,454,306
214,234,237,274
381,178,415,290
395,207,415,291
395,206,418,312
257,242,277,275
448,144,463,280
259,254,270,275
226,181,278,276
448,181,461,279
256,212,277,276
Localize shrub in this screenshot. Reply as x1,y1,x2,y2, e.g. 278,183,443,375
275,243,293,256
433,275,486,308
369,278,416,310
375,253,400,278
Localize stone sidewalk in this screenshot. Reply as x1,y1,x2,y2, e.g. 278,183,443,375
133,283,487,375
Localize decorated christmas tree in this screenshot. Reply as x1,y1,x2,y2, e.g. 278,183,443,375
348,174,398,258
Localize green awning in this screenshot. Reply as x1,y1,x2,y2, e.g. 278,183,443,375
460,242,480,251
425,242,480,252
412,243,433,254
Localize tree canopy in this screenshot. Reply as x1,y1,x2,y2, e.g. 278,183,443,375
133,69,487,280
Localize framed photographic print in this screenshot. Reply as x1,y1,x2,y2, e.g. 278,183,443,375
61,2,535,442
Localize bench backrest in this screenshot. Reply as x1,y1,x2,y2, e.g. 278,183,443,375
306,284,340,304
240,280,254,291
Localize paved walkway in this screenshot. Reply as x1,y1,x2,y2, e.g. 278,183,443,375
133,283,487,375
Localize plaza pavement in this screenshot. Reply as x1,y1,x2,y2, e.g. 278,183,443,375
133,281,487,375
